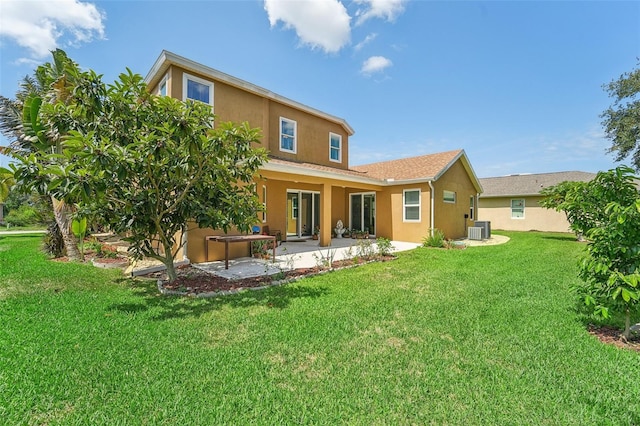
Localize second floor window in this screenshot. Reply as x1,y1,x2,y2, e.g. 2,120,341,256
329,133,342,162
183,73,214,106
280,117,297,153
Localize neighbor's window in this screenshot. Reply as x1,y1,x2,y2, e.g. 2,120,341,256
511,199,525,219
183,73,214,106
262,185,267,223
469,195,475,220
280,117,297,153
329,132,342,163
403,189,421,222
444,190,456,203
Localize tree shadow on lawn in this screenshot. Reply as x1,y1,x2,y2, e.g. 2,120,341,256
107,278,331,321
540,234,580,242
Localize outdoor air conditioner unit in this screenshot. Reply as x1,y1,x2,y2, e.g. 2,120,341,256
468,227,483,241
474,221,491,239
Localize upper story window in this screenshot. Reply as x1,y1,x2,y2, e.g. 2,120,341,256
403,189,421,222
443,190,456,204
183,73,214,106
329,133,342,163
280,117,297,153
158,74,168,96
511,199,525,219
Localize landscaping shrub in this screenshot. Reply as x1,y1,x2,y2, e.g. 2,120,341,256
422,228,446,248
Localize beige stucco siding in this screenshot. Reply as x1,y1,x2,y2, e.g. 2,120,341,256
478,196,572,232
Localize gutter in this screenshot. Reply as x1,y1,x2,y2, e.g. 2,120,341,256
428,180,435,236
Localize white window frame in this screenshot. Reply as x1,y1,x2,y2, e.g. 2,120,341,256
403,189,421,222
443,190,456,204
182,72,214,106
279,117,297,154
511,198,525,219
329,132,342,163
469,195,475,220
158,74,168,97
262,185,267,223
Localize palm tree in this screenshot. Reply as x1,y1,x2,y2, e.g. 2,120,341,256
0,50,89,260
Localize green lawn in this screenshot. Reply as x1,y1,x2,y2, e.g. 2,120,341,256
1,232,638,425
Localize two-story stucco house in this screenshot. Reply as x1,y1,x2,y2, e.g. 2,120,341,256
145,51,482,263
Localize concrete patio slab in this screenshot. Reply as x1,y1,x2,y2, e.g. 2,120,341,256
193,239,421,280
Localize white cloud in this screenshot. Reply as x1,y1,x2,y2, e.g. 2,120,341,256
354,0,407,25
354,33,377,51
264,0,351,53
361,56,392,75
0,0,105,59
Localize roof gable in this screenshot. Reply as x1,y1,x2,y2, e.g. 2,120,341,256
479,171,597,197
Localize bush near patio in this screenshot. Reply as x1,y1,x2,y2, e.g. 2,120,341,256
1,232,639,424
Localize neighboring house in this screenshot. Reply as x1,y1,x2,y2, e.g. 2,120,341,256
478,171,596,233
145,51,482,263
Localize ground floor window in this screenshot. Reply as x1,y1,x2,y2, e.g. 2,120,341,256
403,189,421,222
469,195,475,220
511,199,525,219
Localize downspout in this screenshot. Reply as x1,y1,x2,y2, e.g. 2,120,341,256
181,223,189,263
428,180,435,236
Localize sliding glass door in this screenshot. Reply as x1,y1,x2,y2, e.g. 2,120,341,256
350,193,376,235
287,190,320,238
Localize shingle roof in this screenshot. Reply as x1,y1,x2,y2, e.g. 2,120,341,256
479,171,596,197
352,150,464,181
265,157,374,180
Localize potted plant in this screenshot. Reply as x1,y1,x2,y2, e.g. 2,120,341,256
312,225,320,240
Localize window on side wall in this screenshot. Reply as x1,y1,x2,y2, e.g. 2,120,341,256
469,195,475,220
403,189,421,222
280,117,297,153
511,199,525,219
329,132,342,163
183,73,214,106
444,190,456,203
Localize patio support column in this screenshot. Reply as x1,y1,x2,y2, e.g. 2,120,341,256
320,183,332,247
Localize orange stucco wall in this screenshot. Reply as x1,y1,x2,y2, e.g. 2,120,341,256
432,160,477,239
158,65,349,170
478,196,572,232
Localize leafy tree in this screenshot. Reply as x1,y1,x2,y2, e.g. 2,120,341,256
544,167,640,339
601,64,640,171
42,70,267,281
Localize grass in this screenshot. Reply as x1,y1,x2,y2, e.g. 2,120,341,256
1,232,639,424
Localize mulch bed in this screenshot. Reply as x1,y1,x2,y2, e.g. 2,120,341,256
149,256,395,295
588,325,640,353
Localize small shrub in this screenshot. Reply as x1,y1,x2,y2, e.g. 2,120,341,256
376,237,395,257
5,204,39,227
422,228,446,248
356,239,375,260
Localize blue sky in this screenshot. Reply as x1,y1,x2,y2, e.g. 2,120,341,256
1,0,639,177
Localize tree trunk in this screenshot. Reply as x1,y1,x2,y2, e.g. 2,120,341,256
163,250,178,282
51,196,82,261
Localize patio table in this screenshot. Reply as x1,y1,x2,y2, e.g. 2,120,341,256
205,234,276,269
